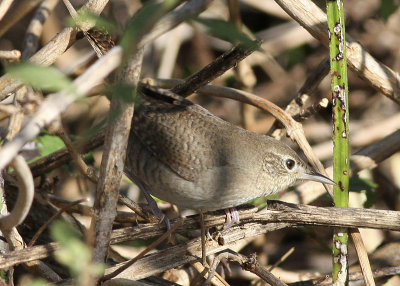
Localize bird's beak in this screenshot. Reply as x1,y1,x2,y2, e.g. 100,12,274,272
299,171,336,185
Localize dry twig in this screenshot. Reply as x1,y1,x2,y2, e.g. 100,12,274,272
100,219,183,282
206,251,288,286
28,198,88,247
22,0,59,60
0,0,43,36
91,48,143,263
2,202,399,274
56,126,98,183
288,265,400,286
0,50,21,61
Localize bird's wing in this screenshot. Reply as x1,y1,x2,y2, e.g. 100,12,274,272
130,86,229,182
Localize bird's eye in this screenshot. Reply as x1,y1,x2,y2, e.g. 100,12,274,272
285,159,295,170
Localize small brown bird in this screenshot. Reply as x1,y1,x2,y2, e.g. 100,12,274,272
125,85,333,216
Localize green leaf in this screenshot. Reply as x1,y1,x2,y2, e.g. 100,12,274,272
50,220,82,246
194,18,258,50
150,194,170,206
0,269,9,284
120,0,181,56
349,175,378,208
7,64,73,93
284,45,310,68
83,152,95,165
379,0,397,21
51,222,91,278
247,196,267,209
363,190,377,209
24,133,65,164
50,221,105,278
120,2,164,52
349,175,378,192
107,82,139,104
34,133,65,158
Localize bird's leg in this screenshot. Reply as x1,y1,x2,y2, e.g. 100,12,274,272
135,179,171,229
200,210,207,266
223,208,240,229
142,189,171,229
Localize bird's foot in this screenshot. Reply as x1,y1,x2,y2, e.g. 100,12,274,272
223,208,240,229
157,212,171,230
141,187,171,230
206,230,213,240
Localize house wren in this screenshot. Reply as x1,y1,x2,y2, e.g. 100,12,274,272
124,85,334,212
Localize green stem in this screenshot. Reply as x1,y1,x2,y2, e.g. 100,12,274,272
327,0,350,284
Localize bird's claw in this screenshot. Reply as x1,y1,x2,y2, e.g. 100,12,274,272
223,208,240,229
158,213,171,230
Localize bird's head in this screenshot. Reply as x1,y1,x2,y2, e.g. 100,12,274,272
257,142,335,193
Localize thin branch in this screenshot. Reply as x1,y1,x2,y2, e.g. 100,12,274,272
268,247,295,271
271,57,330,140
0,103,18,115
100,219,183,282
118,194,158,223
190,261,229,286
29,130,105,177
2,202,399,272
0,158,61,281
350,230,376,286
0,242,61,269
44,194,142,224
156,25,185,78
22,0,59,60
28,198,88,247
206,251,288,286
0,0,43,37
0,50,21,61
103,222,288,280
288,265,400,286
0,85,60,281
292,98,329,122
56,126,98,183
0,0,15,20
170,42,261,97
90,48,143,264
